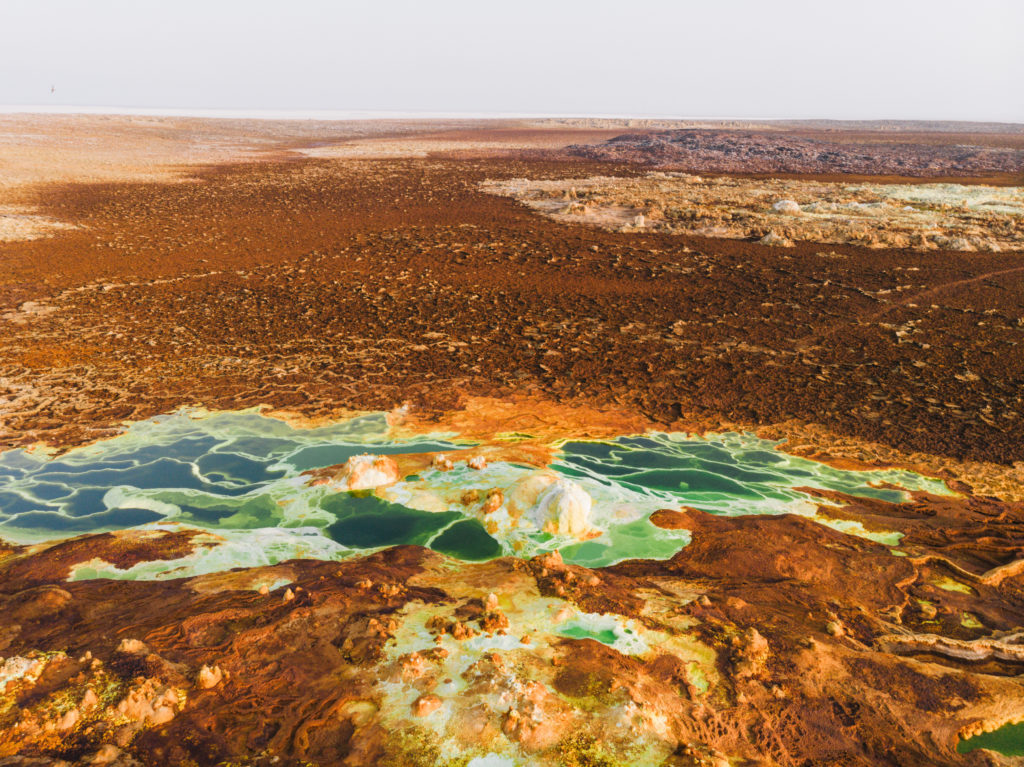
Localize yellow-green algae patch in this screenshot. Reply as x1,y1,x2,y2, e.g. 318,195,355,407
960,613,984,630
933,576,975,595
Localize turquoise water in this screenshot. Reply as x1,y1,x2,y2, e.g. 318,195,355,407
957,721,1024,756
0,409,949,577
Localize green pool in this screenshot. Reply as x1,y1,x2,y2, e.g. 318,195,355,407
0,408,950,578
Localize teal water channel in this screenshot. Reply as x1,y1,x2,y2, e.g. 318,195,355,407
0,409,950,579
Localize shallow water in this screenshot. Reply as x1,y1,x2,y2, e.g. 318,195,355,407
957,721,1024,756
556,613,647,655
0,409,950,577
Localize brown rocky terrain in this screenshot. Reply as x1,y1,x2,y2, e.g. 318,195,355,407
1,144,1023,474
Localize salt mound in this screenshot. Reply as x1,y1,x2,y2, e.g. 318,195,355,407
505,473,594,539
772,200,802,215
528,477,593,537
339,454,400,490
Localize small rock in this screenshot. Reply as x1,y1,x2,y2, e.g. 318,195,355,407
760,231,795,247
412,694,443,716
482,488,504,514
89,745,123,765
58,708,79,731
451,621,476,640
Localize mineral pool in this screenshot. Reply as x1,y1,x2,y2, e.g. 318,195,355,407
0,409,950,579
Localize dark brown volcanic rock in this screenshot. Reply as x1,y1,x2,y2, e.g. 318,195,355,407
567,129,1024,177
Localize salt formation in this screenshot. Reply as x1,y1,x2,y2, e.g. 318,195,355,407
532,478,593,537
197,664,225,689
0,206,75,243
115,680,180,726
431,453,454,471
0,655,45,689
337,453,400,490
481,175,1024,252
116,638,148,655
507,473,594,538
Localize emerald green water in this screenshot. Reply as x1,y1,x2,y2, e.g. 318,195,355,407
957,721,1024,756
0,409,950,578
558,625,619,645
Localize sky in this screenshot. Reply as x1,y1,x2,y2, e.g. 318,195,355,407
1,0,1022,122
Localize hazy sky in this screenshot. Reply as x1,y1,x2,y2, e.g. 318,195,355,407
2,0,1022,121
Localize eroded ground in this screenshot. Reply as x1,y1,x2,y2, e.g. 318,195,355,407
2,116,1024,765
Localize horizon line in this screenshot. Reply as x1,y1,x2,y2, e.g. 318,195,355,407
1,104,1022,127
